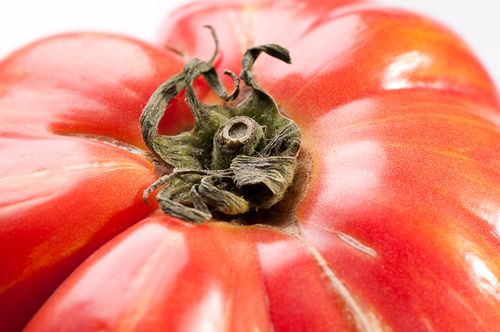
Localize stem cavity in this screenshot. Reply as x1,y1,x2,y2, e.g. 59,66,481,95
140,27,300,223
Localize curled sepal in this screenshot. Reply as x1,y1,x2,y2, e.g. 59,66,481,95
237,45,292,138
140,73,186,157
199,176,250,215
140,29,301,223
145,170,213,223
141,48,239,168
261,120,301,157
240,44,291,89
231,155,297,209
157,195,212,223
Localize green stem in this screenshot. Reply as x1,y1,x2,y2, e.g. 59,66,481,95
140,27,301,223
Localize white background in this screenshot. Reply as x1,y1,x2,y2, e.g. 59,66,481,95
0,0,499,87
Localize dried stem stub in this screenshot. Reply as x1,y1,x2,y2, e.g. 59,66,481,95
140,28,300,222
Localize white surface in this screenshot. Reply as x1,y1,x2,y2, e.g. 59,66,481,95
0,0,499,86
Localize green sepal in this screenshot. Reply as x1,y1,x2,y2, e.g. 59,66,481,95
140,32,301,223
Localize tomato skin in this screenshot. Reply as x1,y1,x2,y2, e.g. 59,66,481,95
0,34,189,331
159,0,499,115
2,0,500,331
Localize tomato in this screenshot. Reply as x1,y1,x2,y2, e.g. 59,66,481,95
1,0,499,331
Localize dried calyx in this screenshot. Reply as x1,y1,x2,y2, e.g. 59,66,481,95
140,27,301,223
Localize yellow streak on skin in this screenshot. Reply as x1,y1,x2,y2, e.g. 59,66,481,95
229,0,261,54
335,111,498,134
117,238,175,331
384,142,500,176
299,236,390,332
0,161,148,296
0,162,146,186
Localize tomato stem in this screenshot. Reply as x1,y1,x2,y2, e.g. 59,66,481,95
140,27,301,223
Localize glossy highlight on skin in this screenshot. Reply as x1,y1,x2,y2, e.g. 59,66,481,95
0,0,499,331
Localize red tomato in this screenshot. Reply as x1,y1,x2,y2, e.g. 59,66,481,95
1,0,499,331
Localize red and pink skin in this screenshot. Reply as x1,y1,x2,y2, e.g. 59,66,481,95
0,0,499,331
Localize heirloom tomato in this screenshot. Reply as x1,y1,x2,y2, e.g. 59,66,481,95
1,0,499,331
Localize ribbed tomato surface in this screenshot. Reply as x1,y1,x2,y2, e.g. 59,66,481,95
0,1,499,331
